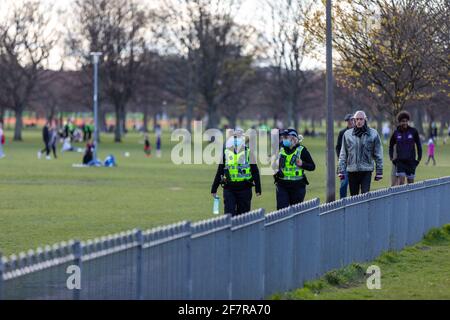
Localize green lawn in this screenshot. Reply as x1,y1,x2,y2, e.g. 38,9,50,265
273,225,450,300
0,128,449,256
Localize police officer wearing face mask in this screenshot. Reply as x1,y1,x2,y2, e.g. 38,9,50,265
211,128,262,216
273,128,316,210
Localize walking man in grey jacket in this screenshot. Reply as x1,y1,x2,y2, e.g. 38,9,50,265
338,110,383,196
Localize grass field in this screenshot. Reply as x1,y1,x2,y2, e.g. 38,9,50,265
272,225,450,300
0,128,449,256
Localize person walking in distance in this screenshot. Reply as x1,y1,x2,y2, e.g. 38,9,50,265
425,138,436,166
338,111,384,196
389,111,422,185
38,121,51,160
155,124,162,158
49,123,58,159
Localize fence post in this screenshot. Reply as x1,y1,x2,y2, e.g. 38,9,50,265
135,229,143,300
186,222,193,300
0,253,3,300
72,241,82,300
260,209,266,300
226,214,232,300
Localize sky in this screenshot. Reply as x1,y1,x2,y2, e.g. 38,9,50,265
0,0,324,70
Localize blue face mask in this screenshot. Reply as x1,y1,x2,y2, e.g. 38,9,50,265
282,139,291,148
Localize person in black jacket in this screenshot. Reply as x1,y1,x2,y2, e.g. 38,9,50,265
82,139,95,165
389,111,422,185
335,114,354,198
38,121,50,160
211,128,262,216
273,128,316,210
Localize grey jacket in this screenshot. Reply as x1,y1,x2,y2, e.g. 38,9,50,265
338,127,383,174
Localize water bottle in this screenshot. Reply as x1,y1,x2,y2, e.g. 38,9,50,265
213,196,220,215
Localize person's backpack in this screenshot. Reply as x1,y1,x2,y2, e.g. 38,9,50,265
1,135,4,145
104,155,116,167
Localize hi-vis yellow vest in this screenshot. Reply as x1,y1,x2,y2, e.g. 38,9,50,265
279,146,304,181
224,148,252,182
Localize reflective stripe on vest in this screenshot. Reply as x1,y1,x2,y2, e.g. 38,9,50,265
279,146,304,181
224,148,252,182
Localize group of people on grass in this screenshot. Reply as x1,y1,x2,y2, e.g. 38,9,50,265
34,120,162,165
211,110,443,217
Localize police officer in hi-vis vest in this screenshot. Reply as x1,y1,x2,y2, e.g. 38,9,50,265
273,128,315,210
211,128,262,216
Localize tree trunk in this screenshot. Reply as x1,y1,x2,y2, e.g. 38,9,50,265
262,116,268,125
292,81,299,129
439,121,445,136
142,105,149,133
177,115,183,129
286,100,294,128
121,107,127,135
47,106,56,124
273,113,278,128
293,116,299,132
374,112,383,133
114,106,122,142
58,112,63,128
13,107,23,141
186,65,196,133
227,115,237,129
186,96,195,133
414,107,424,136
427,108,435,138
98,108,106,133
153,113,158,132
207,104,219,129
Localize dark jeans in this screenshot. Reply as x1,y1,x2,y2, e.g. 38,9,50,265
426,156,436,165
339,171,349,199
348,172,372,196
83,152,93,165
276,184,306,210
50,143,57,158
223,188,252,216
41,141,50,156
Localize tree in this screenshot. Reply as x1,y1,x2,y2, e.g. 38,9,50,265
306,0,448,125
134,51,175,133
266,0,316,129
162,0,260,129
67,0,149,142
0,0,58,140
220,50,256,128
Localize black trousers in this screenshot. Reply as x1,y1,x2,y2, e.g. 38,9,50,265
223,188,252,217
41,140,50,156
276,184,306,210
50,143,57,158
348,171,372,196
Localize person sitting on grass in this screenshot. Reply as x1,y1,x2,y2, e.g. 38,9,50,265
82,139,95,165
61,137,75,153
